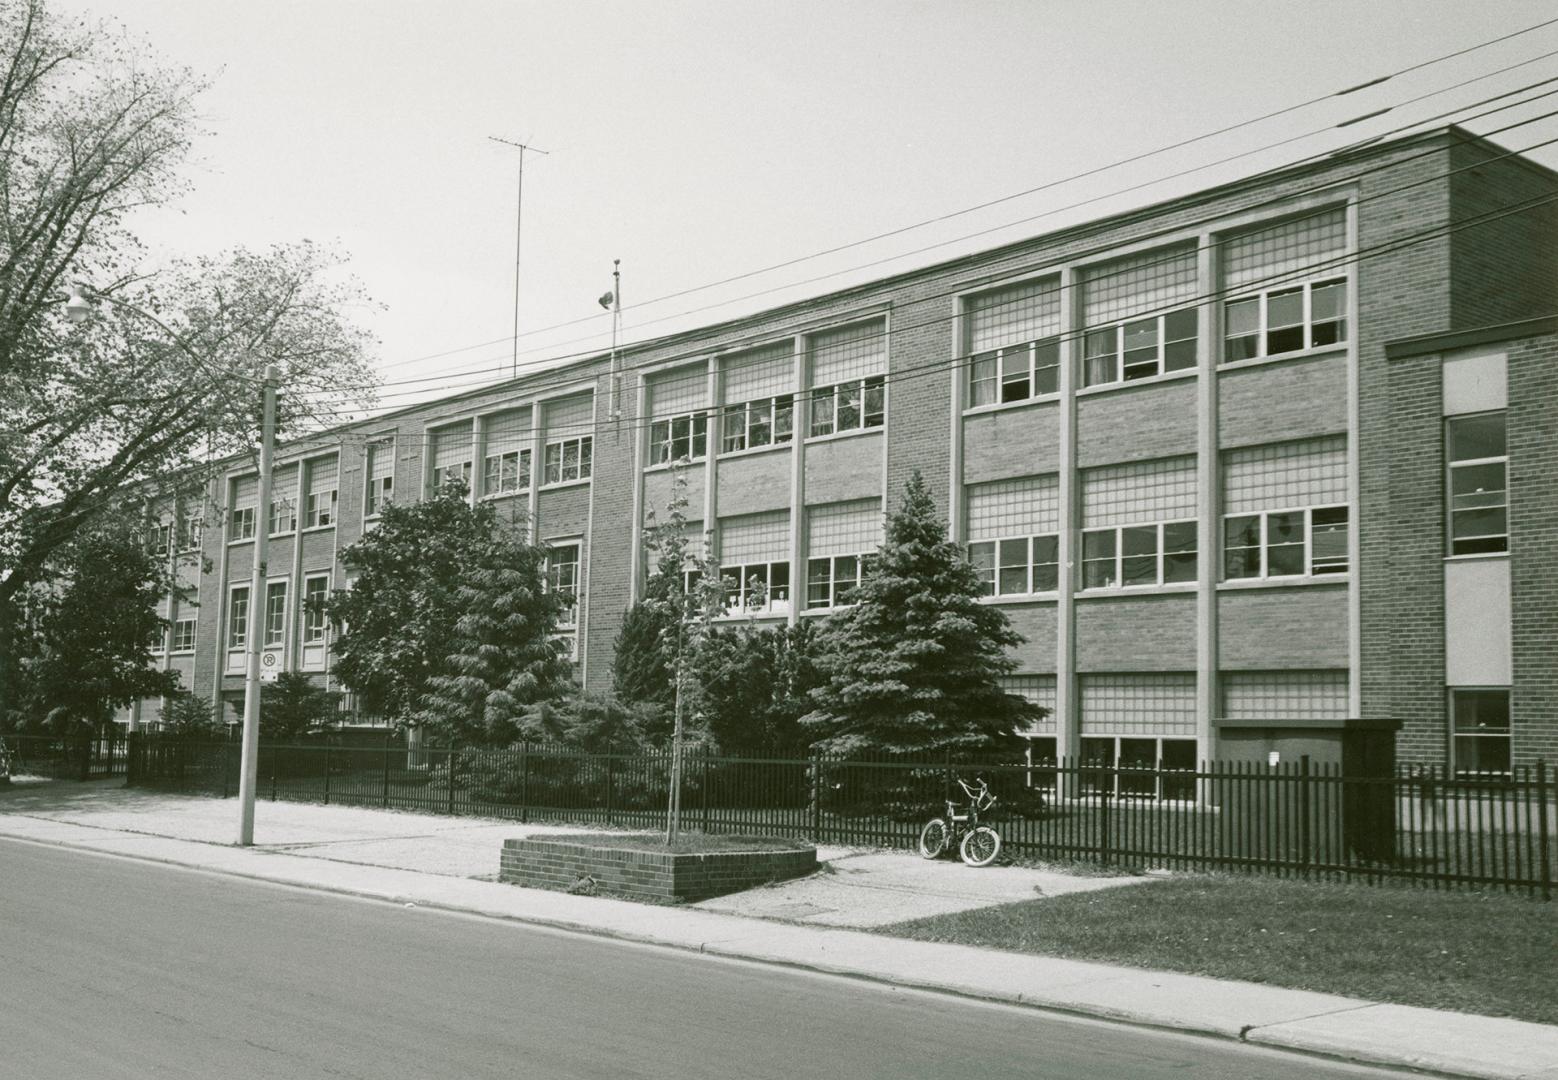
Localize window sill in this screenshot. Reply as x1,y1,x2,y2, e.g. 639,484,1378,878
302,524,335,535
1443,551,1509,563
480,489,529,502
716,441,793,464
1216,574,1349,592
539,478,592,492
715,610,791,624
226,538,256,547
1076,367,1198,400
962,393,1059,418
804,425,884,448
978,593,1059,606
1077,583,1198,599
169,649,195,657
1218,342,1346,373
642,458,707,475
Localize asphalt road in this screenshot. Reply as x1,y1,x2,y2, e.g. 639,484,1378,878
0,839,1396,1079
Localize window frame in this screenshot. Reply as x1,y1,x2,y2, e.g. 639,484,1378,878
808,375,885,438
1221,504,1349,581
268,496,296,537
1445,412,1508,556
968,336,1061,407
1082,307,1198,388
1078,736,1198,801
1449,687,1512,779
177,514,203,553
171,617,197,653
305,488,337,529
263,581,288,649
431,460,473,494
805,552,875,610
720,395,795,455
1080,520,1198,590
228,584,251,650
302,574,331,645
967,534,1059,597
229,506,257,542
1222,277,1348,363
546,542,582,629
543,436,593,486
483,447,531,497
719,559,791,616
648,410,710,466
364,441,395,518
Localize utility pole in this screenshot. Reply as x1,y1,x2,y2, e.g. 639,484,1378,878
487,136,550,380
237,365,279,846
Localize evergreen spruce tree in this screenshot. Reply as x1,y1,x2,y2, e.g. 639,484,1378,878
800,471,1041,754
414,519,576,746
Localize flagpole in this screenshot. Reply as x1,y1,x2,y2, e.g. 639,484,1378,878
487,136,550,380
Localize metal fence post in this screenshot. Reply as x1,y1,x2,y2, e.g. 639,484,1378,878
323,744,332,805
223,735,232,799
519,741,530,824
605,742,615,826
1300,755,1312,880
700,751,711,834
810,753,823,843
125,732,139,787
382,732,391,808
447,743,457,817
1538,761,1552,903
1099,779,1112,866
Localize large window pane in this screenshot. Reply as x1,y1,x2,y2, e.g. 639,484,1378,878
1451,689,1511,777
1310,506,1349,573
969,542,996,596
1082,529,1117,589
1224,297,1260,361
970,353,998,406
1224,515,1261,579
1448,413,1505,461
1265,511,1306,576
1265,288,1305,354
1083,328,1117,386
1033,340,1060,395
998,538,1029,594
1121,526,1159,586
806,557,832,608
1031,534,1059,592
1162,520,1198,583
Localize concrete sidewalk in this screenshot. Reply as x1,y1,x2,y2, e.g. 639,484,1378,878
2,781,1555,1080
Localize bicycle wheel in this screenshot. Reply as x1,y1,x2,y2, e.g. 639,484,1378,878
959,826,1002,867
917,818,950,859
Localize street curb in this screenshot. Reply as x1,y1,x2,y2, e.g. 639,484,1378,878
0,825,1520,1080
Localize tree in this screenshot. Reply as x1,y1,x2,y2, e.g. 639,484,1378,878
691,623,820,756
800,471,1042,755
162,691,220,740
327,486,569,739
10,523,179,732
413,516,575,746
258,672,338,742
0,1,377,731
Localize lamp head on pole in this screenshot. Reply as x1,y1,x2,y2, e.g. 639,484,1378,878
64,285,93,325
597,291,614,310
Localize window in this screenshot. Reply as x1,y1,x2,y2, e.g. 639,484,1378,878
969,338,1060,407
720,560,790,615
171,618,197,653
269,497,296,536
365,440,394,517
649,412,709,466
229,506,256,542
431,460,472,493
1223,506,1348,579
1450,689,1511,778
177,514,202,552
1081,521,1196,589
1079,737,1196,800
809,376,885,437
1083,309,1197,387
303,576,330,644
483,448,531,496
968,535,1058,596
721,396,794,454
146,523,172,556
1224,278,1347,362
543,436,593,485
305,489,337,529
228,586,250,649
1446,413,1507,555
806,553,874,609
263,582,287,648
547,544,581,628
366,473,393,516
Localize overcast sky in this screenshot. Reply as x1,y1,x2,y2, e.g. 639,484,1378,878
61,1,1558,417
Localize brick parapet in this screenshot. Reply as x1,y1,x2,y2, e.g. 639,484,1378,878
499,836,817,902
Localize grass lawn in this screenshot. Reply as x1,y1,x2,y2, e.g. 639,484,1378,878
875,874,1557,1025
530,830,810,854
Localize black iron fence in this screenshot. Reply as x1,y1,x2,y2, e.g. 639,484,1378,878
2,732,127,780
122,734,1554,898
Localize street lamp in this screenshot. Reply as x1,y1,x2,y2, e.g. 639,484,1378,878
61,282,279,846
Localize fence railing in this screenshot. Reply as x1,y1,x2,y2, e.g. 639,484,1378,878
121,734,1554,898
2,732,127,780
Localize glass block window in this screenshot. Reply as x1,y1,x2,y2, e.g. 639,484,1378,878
966,277,1061,353
723,342,792,403
1222,207,1347,292
485,409,531,456
966,476,1060,541
544,392,595,440
810,318,886,386
1223,436,1347,514
1079,673,1197,736
483,411,531,497
431,424,473,492
1082,456,1197,528
1081,245,1198,327
1000,675,1058,734
648,365,707,418
233,475,257,511
719,510,790,565
1221,671,1349,720
807,500,881,558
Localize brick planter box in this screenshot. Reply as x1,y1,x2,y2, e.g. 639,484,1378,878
500,835,818,902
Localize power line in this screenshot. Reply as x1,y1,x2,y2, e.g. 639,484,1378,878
368,18,1558,375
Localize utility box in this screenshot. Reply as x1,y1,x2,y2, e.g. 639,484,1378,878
1213,717,1401,865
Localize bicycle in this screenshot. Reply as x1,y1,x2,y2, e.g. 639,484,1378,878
918,775,1002,867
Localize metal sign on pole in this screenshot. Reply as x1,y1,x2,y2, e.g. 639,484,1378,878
237,364,279,846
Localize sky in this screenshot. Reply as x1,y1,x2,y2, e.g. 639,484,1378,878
58,1,1558,419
